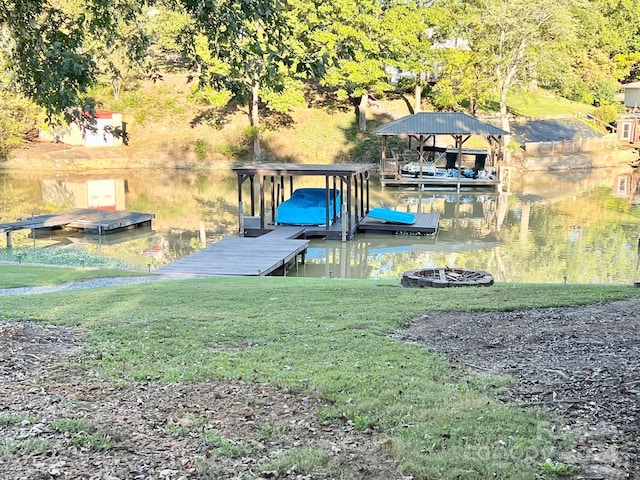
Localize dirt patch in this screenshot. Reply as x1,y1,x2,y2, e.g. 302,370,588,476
0,322,397,480
1,299,638,479
401,298,639,479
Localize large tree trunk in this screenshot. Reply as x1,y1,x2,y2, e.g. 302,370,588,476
414,81,422,113
358,93,367,132
250,75,262,162
499,85,511,146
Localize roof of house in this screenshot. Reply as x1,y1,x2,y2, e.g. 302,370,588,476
375,112,509,137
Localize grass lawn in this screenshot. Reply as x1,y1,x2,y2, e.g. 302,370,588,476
1,271,638,479
506,89,596,117
0,265,146,288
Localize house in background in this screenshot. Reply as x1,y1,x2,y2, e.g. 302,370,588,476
39,110,126,147
622,81,640,109
616,113,640,143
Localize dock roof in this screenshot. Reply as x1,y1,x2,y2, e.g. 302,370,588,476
375,112,509,137
232,163,373,177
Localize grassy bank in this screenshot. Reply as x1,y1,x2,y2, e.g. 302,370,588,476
1,268,638,478
0,264,143,288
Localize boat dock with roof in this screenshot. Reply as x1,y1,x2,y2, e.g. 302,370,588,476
376,112,509,190
156,163,439,276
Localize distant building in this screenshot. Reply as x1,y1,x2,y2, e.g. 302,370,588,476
39,110,125,147
616,113,640,143
622,81,640,109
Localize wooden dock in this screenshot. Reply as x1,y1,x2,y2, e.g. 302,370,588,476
380,176,500,190
1,208,155,247
157,226,309,277
358,212,440,235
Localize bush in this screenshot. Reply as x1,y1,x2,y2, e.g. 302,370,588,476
194,139,209,161
0,93,42,159
592,104,623,124
592,80,617,107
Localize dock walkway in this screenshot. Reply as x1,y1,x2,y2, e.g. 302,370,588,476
157,226,308,277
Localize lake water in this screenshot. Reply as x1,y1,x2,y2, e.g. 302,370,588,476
1,164,639,284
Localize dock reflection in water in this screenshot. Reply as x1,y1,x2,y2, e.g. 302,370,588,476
1,166,639,283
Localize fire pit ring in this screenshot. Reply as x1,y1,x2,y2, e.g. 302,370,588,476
401,267,494,288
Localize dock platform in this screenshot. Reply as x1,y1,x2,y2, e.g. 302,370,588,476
1,208,155,247
380,176,499,190
358,212,440,235
157,226,309,277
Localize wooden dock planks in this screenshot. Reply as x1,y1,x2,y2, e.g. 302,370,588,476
358,212,440,235
0,209,154,234
157,227,308,277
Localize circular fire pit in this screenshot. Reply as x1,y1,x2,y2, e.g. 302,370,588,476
401,267,494,288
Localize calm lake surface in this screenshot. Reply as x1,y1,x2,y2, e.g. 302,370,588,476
1,164,639,284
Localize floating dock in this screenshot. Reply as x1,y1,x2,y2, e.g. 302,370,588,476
157,226,309,277
0,208,155,247
358,212,439,235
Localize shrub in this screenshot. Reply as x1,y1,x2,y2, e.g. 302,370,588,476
0,93,42,160
194,139,209,161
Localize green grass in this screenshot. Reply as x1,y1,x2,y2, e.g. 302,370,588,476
0,265,146,288
1,274,637,479
506,89,596,117
0,247,137,271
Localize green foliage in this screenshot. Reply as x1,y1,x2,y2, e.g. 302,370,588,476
215,144,245,159
263,447,343,478
0,438,59,458
0,93,41,160
1,0,147,116
261,78,306,113
542,458,580,475
257,423,283,442
506,89,595,117
51,418,92,434
72,432,114,451
0,247,134,272
241,126,260,143
194,139,209,161
189,85,232,109
592,104,623,124
51,418,114,451
591,80,617,106
200,430,251,458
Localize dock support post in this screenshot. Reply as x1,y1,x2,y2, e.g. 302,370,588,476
238,202,244,237
6,231,12,248
341,203,347,242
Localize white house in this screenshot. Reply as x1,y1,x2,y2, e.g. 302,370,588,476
39,110,125,147
623,81,640,109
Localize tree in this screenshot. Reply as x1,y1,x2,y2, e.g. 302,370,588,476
0,0,146,117
310,0,430,131
177,0,312,161
431,0,584,135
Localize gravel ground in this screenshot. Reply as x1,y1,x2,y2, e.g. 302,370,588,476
402,298,639,479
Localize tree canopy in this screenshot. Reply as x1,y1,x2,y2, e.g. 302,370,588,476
1,0,639,157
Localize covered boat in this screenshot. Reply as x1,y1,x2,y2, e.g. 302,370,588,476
276,188,341,226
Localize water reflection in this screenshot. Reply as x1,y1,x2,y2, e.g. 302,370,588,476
0,165,639,283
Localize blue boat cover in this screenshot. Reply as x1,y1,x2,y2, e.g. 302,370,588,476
367,208,416,225
276,188,341,225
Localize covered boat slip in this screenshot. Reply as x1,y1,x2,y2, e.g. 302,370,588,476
376,112,509,190
233,163,373,240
